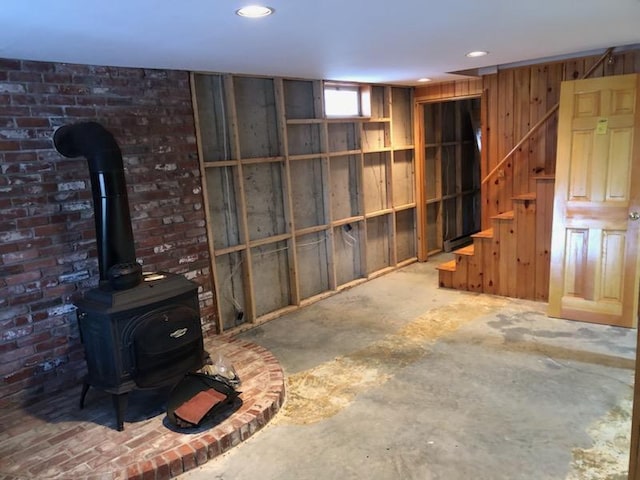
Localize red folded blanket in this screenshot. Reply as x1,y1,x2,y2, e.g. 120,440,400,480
174,389,227,426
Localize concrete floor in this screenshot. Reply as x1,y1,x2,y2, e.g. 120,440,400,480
178,255,636,480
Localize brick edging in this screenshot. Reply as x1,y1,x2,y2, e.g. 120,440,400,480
126,339,285,480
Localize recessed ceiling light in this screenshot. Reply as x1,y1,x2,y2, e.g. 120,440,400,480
418,78,432,83
236,5,274,18
466,50,489,58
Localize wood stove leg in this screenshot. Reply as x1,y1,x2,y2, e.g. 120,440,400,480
79,382,90,409
112,393,128,432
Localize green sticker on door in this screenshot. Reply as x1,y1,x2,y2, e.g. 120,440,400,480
596,117,608,135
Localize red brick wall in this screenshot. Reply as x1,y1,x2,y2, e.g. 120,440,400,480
0,58,216,408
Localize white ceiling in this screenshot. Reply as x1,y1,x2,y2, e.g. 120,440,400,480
2,0,640,85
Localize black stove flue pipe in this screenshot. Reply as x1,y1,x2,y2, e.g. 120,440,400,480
53,122,142,290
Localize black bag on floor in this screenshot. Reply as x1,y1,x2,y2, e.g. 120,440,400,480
166,372,241,429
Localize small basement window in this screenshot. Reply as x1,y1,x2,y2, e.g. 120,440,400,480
323,82,371,118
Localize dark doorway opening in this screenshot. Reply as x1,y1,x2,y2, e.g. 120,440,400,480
422,97,481,255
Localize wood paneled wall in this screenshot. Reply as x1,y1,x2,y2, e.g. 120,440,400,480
415,78,483,102
416,47,640,227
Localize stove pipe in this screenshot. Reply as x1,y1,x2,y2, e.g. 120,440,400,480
53,122,142,290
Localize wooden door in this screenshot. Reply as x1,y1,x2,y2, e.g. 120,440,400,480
548,73,640,328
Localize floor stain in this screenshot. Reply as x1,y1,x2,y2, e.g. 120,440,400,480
397,296,507,341
278,296,508,425
566,391,632,480
280,357,392,425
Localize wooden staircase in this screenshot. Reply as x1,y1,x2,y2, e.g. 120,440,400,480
437,176,555,301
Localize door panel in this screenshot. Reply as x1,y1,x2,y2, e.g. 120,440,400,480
548,73,640,328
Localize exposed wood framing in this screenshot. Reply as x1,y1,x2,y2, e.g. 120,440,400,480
417,98,482,257
193,75,417,332
274,79,300,307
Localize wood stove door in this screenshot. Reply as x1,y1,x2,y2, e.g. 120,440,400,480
127,305,205,388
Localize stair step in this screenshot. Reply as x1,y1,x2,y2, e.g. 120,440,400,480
440,179,554,300
436,259,456,272
491,211,515,220
454,245,474,256
472,228,494,239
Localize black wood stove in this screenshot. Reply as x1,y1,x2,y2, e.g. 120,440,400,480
54,122,207,431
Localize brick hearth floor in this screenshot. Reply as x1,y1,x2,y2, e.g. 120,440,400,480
0,337,285,480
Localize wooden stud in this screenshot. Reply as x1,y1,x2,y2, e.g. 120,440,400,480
274,78,300,307
434,104,443,251
223,74,256,324
195,73,419,334
455,104,463,236
357,150,368,275
414,100,428,261
191,73,224,333
385,145,395,267
312,80,324,118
